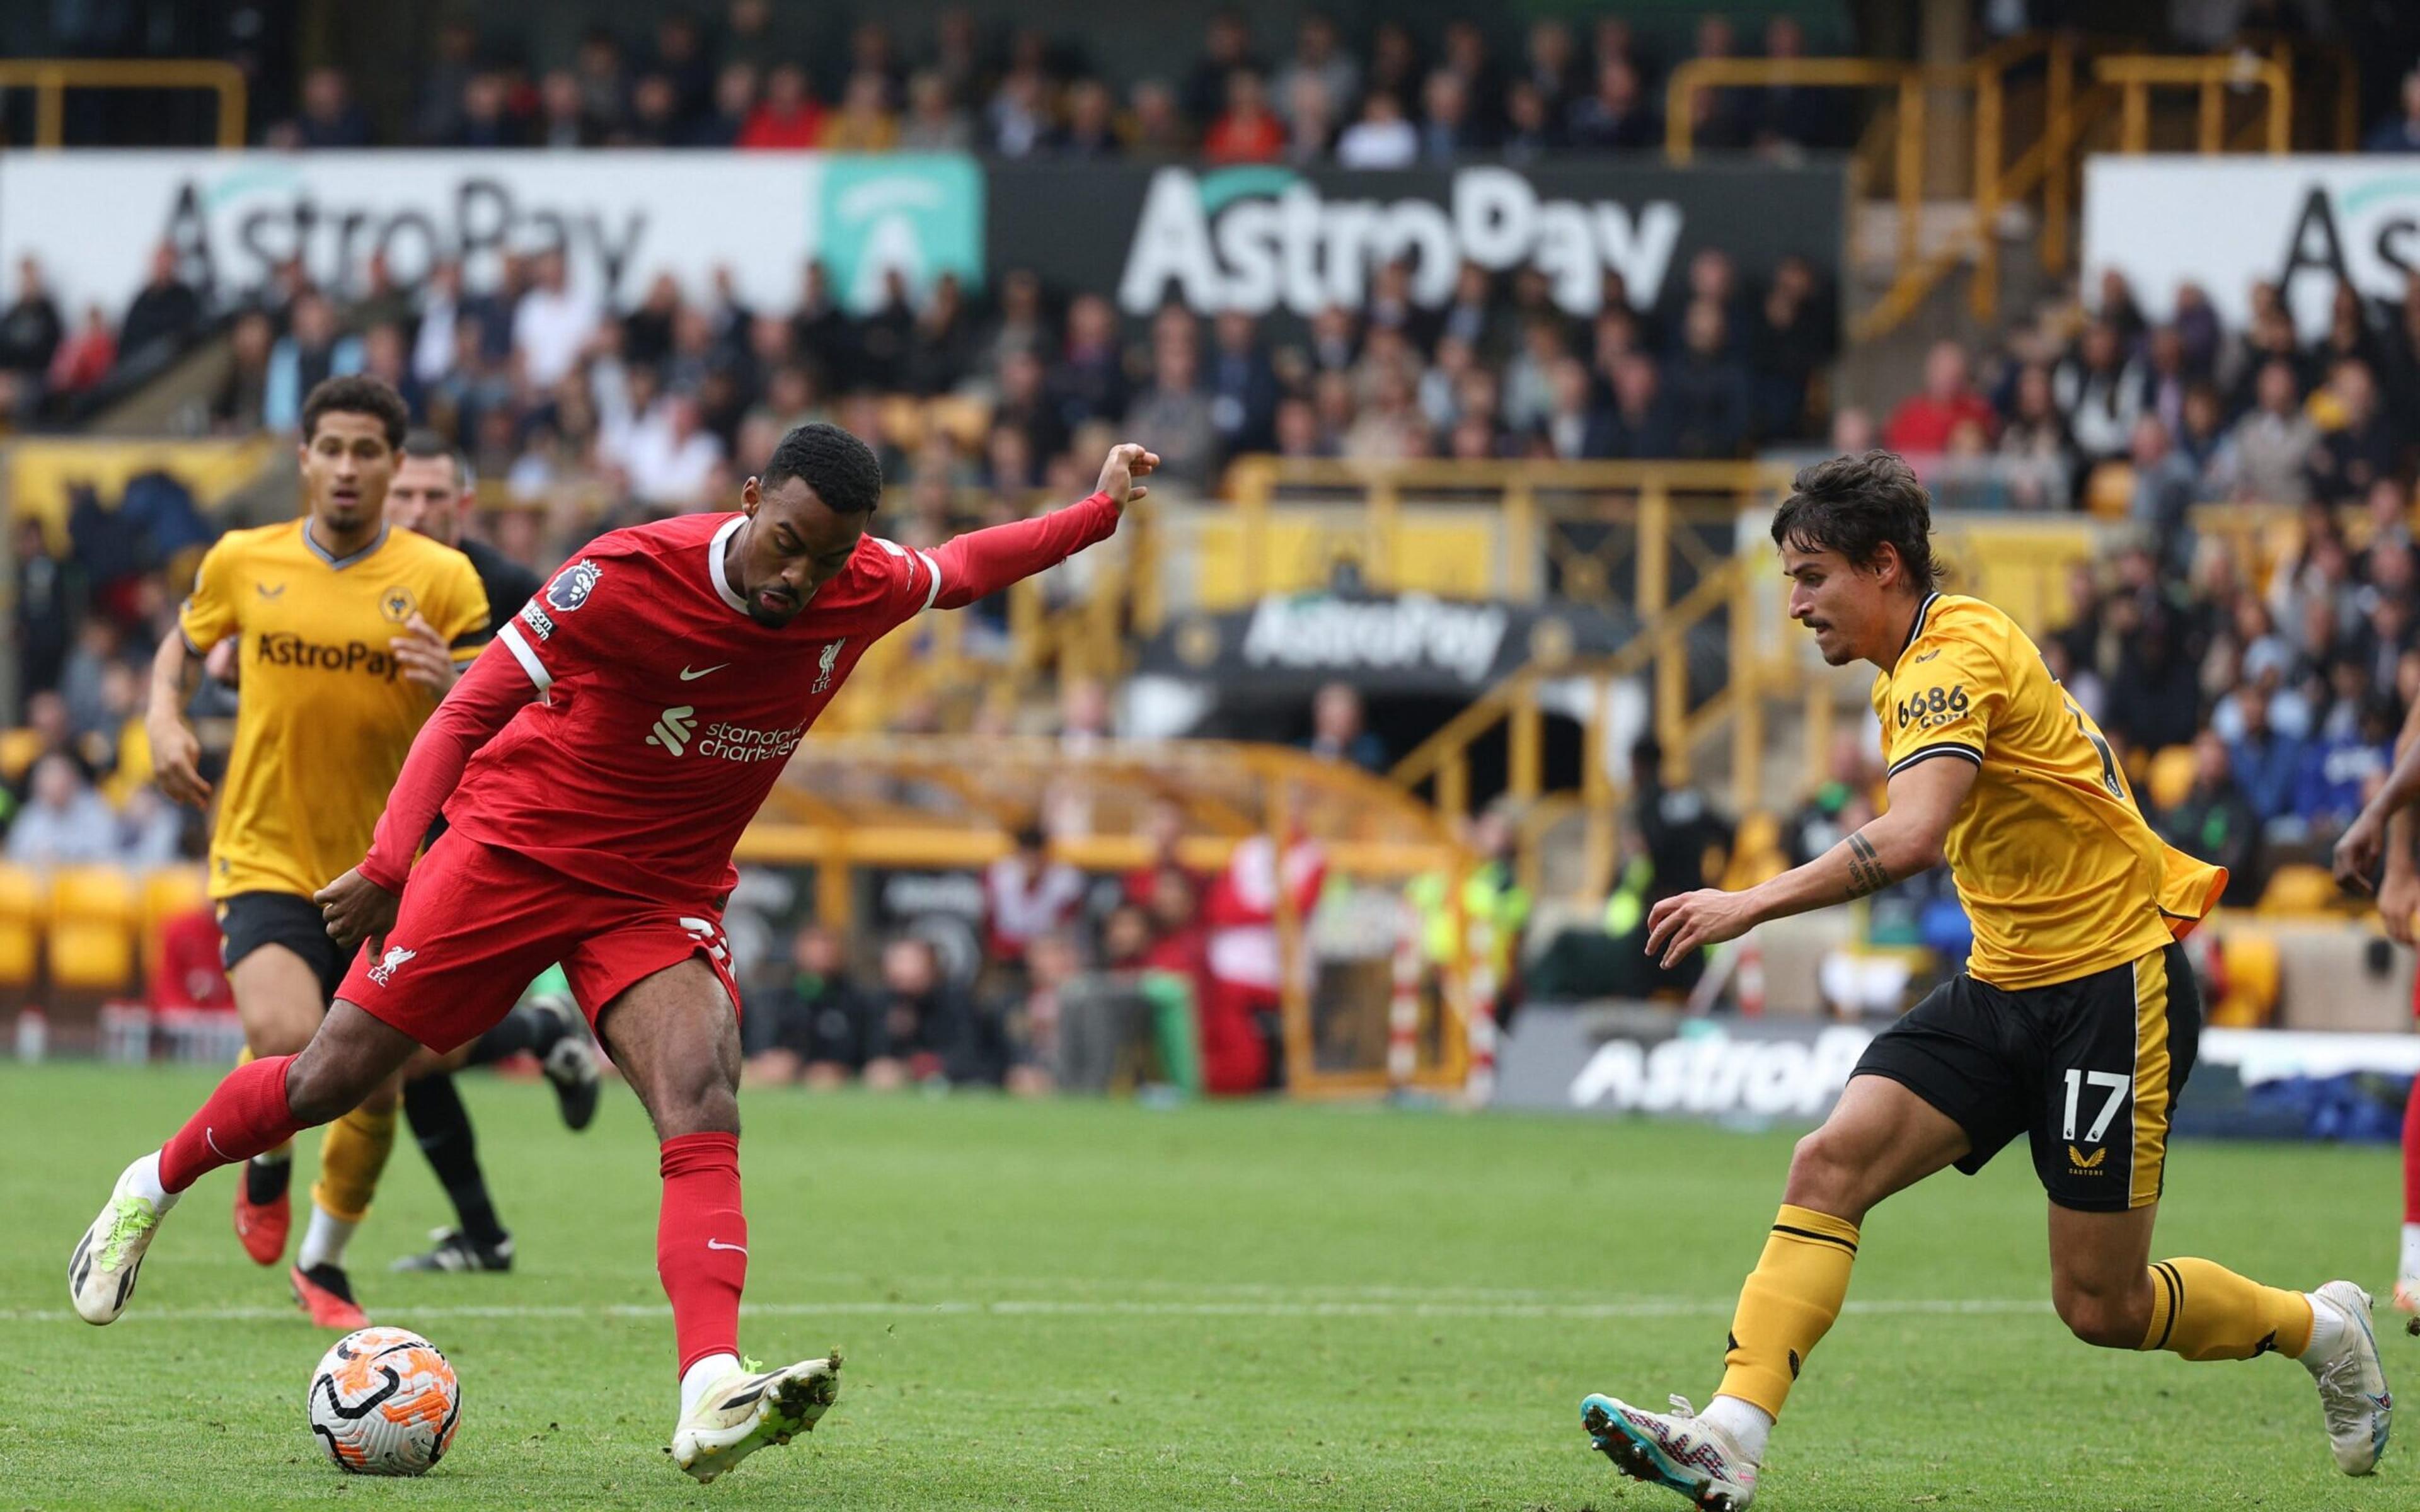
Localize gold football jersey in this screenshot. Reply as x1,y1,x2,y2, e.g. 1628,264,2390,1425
179,520,488,900
1869,592,2225,990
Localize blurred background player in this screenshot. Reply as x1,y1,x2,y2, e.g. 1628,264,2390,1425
146,375,489,1327
1584,452,2388,1509
383,432,602,1274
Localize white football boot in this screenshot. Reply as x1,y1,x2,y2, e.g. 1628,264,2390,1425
671,1353,841,1484
2304,1281,2392,1475
1582,1392,1759,1510
67,1159,170,1325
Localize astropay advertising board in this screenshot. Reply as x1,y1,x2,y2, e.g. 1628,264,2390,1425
0,151,985,319
2083,155,2420,338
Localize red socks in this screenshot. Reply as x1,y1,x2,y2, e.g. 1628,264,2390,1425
659,1132,747,1377
158,1053,301,1193
2404,1072,2420,1225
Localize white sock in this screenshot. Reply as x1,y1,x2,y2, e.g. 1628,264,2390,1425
2401,1222,2420,1285
680,1353,742,1416
296,1205,357,1273
2297,1292,2349,1368
1699,1394,1773,1462
124,1150,176,1211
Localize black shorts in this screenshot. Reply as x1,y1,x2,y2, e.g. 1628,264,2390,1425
217,891,355,1004
1852,941,2200,1213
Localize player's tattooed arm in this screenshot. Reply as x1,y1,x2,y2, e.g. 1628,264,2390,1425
1842,829,1893,899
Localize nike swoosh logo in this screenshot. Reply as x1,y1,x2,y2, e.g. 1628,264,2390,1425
205,1127,229,1160
679,664,727,681
706,1238,747,1254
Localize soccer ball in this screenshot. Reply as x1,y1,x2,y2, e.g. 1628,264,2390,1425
304,1326,460,1475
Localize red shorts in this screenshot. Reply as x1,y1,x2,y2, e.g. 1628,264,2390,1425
337,832,738,1053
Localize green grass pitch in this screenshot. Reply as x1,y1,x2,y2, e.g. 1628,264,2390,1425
0,1062,2406,1509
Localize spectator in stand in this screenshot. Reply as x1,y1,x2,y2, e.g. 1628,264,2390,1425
1205,69,1286,164
1500,77,1558,161
2211,358,2317,505
2054,318,2143,464
47,305,116,398
743,924,880,1089
512,249,599,391
896,69,972,151
2129,415,2199,572
574,26,627,129
292,66,372,149
985,825,1086,973
988,35,1051,158
1749,254,1831,441
1282,75,1336,163
452,70,518,148
1305,681,1386,771
7,754,121,868
1051,79,1122,159
652,11,714,122
0,258,62,401
822,71,899,151
688,62,758,147
1128,79,1191,158
1526,20,1582,115
1207,310,1280,456
2159,731,2262,904
740,63,822,148
2222,681,2307,829
1605,351,1679,457
865,934,970,1089
1052,294,1130,430
1538,356,1613,460
1884,340,1997,454
1184,9,1262,129
1277,13,1361,130
2300,694,2394,839
117,244,202,372
536,69,599,149
2365,69,2420,152
1666,299,1754,457
1420,70,1477,162
1997,360,2077,508
1565,55,1658,151
1754,16,1841,152
262,291,364,432
1336,89,1417,168
623,391,724,507
2309,358,2397,505
412,19,481,146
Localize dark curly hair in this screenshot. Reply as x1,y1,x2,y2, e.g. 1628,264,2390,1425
761,421,884,515
300,374,410,450
1768,449,1940,593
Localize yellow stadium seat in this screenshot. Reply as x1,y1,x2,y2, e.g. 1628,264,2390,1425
49,865,137,928
2084,461,2136,520
2146,745,2198,813
139,868,212,981
925,394,996,452
0,861,45,992
0,728,45,783
2210,932,2281,1029
2256,864,2342,916
49,917,134,992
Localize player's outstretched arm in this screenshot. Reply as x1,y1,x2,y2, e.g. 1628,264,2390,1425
926,444,1159,609
144,626,210,806
1644,755,1974,968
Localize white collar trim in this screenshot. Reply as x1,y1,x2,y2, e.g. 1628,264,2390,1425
708,515,750,615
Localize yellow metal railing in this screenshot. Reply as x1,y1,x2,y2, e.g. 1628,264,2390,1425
1668,35,2314,341
0,59,247,149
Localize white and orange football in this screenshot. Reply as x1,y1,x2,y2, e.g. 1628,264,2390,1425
304,1326,461,1475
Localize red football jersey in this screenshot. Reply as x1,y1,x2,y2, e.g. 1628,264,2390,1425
358,492,1121,904
451,512,937,900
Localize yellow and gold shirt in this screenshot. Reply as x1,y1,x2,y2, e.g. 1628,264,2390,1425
1870,592,2225,990
179,520,488,901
